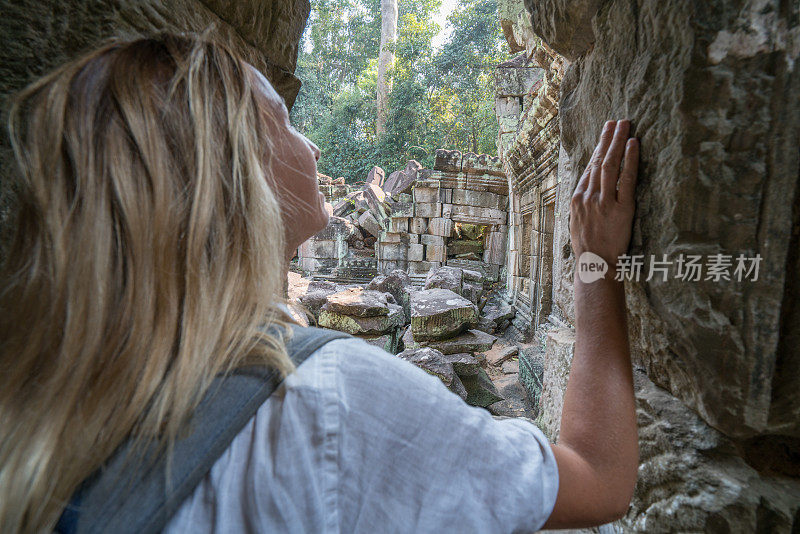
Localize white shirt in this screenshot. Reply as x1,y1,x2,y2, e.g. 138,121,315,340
164,337,559,533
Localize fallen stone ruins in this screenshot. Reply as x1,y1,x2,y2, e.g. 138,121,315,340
295,152,510,286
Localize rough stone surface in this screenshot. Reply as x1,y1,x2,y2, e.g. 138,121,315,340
357,210,382,239
322,288,391,317
365,166,385,188
314,216,357,241
318,303,404,335
524,0,602,61
360,333,396,354
409,289,478,342
297,280,340,317
492,345,519,366
461,368,504,408
552,0,800,440
622,369,800,532
501,359,519,375
396,347,468,400
461,281,484,306
424,266,463,295
482,302,515,327
537,327,575,441
383,160,422,197
365,269,414,318
402,327,496,355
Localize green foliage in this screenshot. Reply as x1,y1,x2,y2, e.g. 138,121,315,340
290,0,510,184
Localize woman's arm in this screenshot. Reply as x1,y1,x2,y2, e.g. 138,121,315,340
543,119,640,528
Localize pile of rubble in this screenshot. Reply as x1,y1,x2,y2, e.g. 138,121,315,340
295,265,517,411
296,163,423,281
296,150,509,286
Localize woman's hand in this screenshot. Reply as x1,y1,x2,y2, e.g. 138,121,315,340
569,120,639,269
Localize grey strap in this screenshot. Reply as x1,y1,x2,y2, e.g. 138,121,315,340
56,325,350,534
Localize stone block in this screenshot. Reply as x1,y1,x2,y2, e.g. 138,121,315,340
378,260,408,273
383,160,422,197
318,304,405,335
449,205,506,225
410,217,428,234
438,188,453,204
425,245,446,262
391,201,414,218
622,369,800,531
409,289,478,341
379,242,407,262
322,287,391,317
297,280,340,317
366,270,413,318
408,233,420,244
537,327,575,441
424,266,463,295
547,0,800,441
396,347,467,399
433,149,462,172
524,0,601,61
297,238,344,259
388,217,408,233
414,202,441,218
461,152,504,177
427,217,453,237
332,197,355,218
379,231,402,243
413,186,439,204
461,281,483,306
452,189,506,210
314,216,356,241
446,259,500,281
298,257,338,273
358,210,382,239
402,327,496,355
483,227,507,265
408,243,424,262
460,368,503,407
420,234,445,247
441,203,453,218
365,166,385,188
408,261,441,275
360,333,397,354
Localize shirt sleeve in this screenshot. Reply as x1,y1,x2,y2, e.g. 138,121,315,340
322,337,559,534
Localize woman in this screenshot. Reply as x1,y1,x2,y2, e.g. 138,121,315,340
0,34,639,533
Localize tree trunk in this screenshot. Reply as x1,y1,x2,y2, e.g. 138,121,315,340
376,0,398,137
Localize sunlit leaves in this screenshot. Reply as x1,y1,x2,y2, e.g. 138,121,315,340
291,0,509,183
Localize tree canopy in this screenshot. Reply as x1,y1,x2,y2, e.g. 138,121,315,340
290,0,509,184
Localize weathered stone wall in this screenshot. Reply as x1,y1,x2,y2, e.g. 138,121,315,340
534,0,800,442
499,0,800,529
0,0,311,256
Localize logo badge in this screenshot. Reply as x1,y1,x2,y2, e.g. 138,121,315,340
577,251,608,283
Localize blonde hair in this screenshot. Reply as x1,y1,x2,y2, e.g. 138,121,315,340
0,34,294,532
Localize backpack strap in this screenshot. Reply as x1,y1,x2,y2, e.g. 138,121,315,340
55,325,350,534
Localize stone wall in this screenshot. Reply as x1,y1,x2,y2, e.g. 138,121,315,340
497,0,800,529
0,0,311,256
